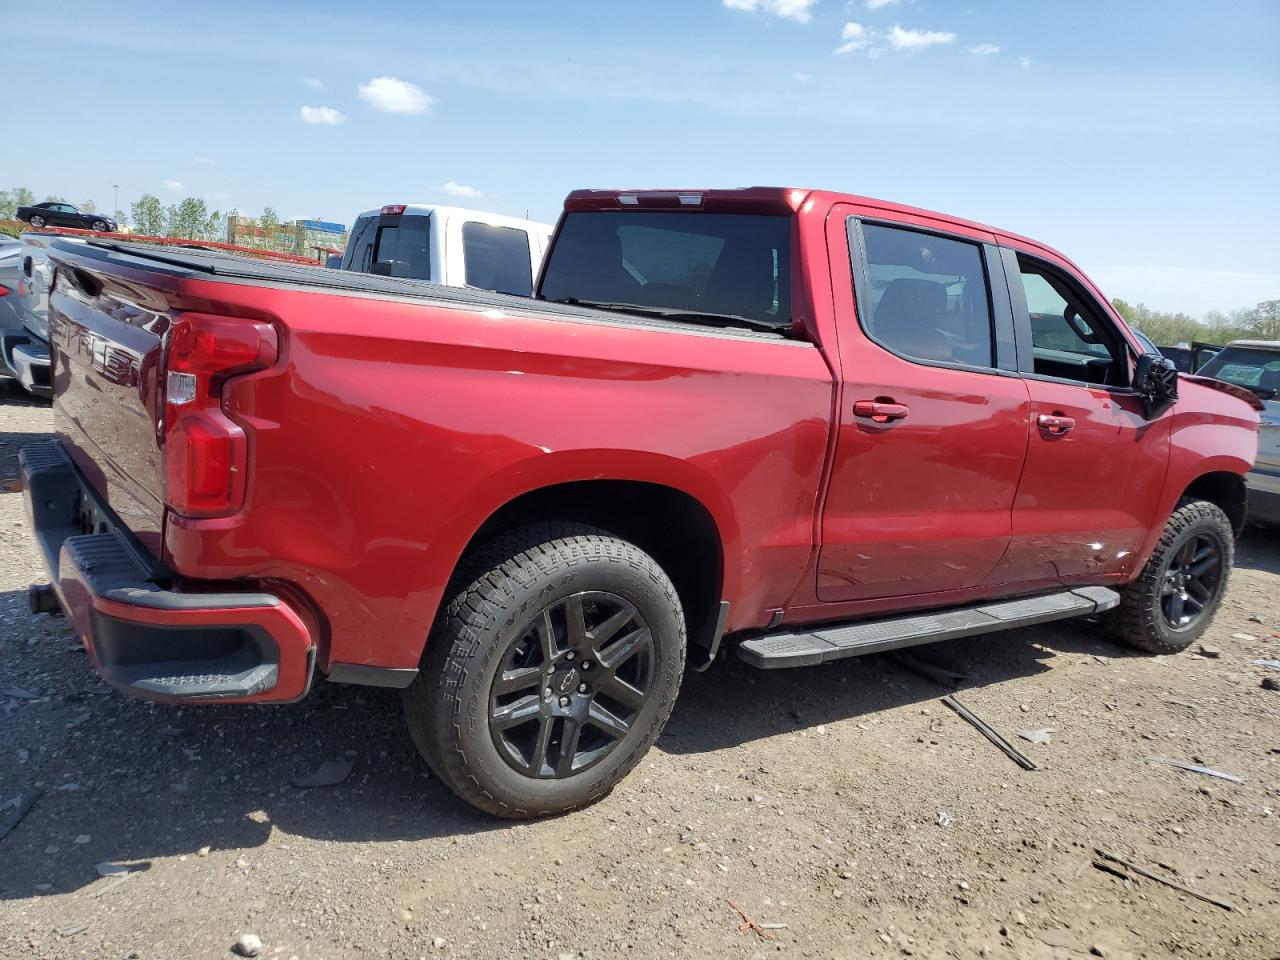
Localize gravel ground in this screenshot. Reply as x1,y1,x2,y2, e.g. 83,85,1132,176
1,392,1277,960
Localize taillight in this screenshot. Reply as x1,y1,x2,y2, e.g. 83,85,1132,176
380,204,406,216
0,284,10,297
163,314,277,518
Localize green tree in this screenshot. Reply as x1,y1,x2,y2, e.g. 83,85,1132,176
168,197,210,239
130,194,167,237
206,209,223,243
259,206,279,249
0,190,13,220
81,199,97,213
14,187,34,208
43,194,66,203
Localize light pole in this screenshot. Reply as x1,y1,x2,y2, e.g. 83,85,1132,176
113,184,119,218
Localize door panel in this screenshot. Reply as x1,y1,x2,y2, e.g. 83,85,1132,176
817,210,1031,603
994,382,1170,582
997,249,1172,583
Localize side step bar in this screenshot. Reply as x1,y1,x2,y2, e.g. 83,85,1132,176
736,587,1120,669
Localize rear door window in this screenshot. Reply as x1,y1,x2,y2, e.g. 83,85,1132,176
857,223,995,367
462,222,533,296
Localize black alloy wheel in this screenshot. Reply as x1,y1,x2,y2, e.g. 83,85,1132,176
489,591,653,780
1160,533,1224,630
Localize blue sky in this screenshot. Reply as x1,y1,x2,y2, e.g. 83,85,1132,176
3,0,1277,316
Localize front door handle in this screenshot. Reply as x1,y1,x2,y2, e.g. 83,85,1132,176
1037,413,1076,435
853,399,910,423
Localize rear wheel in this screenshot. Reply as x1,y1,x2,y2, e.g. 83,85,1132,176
29,215,45,228
403,522,686,818
1104,498,1234,653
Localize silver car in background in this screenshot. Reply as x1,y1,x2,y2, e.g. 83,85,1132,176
0,236,22,333
0,232,82,398
1197,340,1280,526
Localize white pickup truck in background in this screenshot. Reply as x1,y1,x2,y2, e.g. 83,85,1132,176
338,204,553,297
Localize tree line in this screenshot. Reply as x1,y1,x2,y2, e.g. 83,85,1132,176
1111,298,1279,346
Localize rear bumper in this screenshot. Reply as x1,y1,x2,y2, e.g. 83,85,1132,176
1,330,52,397
20,440,316,704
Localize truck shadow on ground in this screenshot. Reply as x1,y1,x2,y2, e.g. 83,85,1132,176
1,529,1275,898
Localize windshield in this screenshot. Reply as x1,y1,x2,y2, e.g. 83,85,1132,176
1197,346,1280,397
539,211,793,332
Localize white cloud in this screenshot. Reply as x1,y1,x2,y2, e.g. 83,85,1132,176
441,181,483,200
1019,56,1032,68
968,43,1000,56
722,0,816,23
792,71,812,82
193,155,216,165
357,76,433,115
835,21,871,54
161,179,184,193
865,0,900,9
887,24,956,51
301,77,325,90
299,105,347,125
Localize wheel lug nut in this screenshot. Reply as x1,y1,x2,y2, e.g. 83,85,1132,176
581,661,591,671
559,695,570,707
578,683,588,693
566,651,576,661
543,687,552,699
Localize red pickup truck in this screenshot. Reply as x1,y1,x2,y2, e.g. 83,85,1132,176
23,187,1260,817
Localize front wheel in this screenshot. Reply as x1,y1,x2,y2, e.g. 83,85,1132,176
91,220,109,232
403,522,686,818
29,215,45,228
1103,498,1234,653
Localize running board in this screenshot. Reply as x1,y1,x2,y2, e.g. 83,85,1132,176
736,587,1120,669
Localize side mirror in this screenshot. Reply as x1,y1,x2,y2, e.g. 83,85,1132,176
1133,354,1178,419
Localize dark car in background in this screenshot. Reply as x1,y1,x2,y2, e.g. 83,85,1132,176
1157,341,1221,373
16,201,116,232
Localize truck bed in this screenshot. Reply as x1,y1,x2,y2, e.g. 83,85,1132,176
59,240,787,341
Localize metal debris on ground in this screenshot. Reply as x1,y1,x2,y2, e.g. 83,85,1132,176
890,651,969,685
291,758,354,789
1152,758,1243,784
1092,849,1235,911
0,789,43,843
935,810,953,827
1018,728,1054,745
727,899,775,940
1230,632,1258,642
1252,658,1280,671
941,695,1039,771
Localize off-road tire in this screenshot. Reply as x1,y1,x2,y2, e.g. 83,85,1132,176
1103,497,1234,654
402,522,686,818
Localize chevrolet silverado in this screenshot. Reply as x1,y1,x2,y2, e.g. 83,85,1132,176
21,187,1261,817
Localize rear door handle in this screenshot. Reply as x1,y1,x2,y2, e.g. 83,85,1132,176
853,400,910,423
1037,413,1076,435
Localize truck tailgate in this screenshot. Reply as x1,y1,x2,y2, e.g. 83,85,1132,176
48,254,170,554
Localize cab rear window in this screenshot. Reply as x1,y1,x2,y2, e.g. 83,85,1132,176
540,211,792,331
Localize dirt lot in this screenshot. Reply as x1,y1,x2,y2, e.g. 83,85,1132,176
1,393,1277,960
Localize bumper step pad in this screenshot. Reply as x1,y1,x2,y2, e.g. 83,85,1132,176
736,587,1120,669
